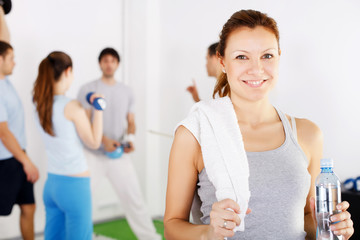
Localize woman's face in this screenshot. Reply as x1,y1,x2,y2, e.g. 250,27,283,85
221,26,280,102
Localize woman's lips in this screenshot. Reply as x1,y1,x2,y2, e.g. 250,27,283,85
242,79,267,88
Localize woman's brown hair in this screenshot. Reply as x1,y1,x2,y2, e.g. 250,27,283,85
213,9,280,98
32,51,72,136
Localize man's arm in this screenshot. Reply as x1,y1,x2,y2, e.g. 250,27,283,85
124,113,135,153
0,122,39,183
127,113,135,135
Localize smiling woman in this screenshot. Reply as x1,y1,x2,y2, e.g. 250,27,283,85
214,11,280,101
164,9,354,240
218,26,279,102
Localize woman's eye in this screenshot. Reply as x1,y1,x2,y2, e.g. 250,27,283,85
263,54,273,59
236,55,247,60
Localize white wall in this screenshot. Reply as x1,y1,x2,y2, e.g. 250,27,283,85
0,0,127,238
147,0,360,216
1,0,360,238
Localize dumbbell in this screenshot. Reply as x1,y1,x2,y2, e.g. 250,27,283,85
343,177,360,192
105,142,131,159
86,92,106,110
1,0,12,15
356,177,360,191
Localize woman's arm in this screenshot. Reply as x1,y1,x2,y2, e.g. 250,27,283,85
65,99,103,149
297,118,353,240
164,126,241,240
296,118,322,240
164,126,209,240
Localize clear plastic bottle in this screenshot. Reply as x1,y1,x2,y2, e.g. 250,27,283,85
315,158,342,240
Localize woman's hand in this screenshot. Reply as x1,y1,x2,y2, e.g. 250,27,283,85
206,198,251,240
329,201,354,240
89,93,104,104
310,198,354,240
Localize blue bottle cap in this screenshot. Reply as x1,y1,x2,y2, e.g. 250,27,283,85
320,158,334,168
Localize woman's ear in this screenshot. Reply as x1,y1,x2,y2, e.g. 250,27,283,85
64,66,72,77
217,52,225,68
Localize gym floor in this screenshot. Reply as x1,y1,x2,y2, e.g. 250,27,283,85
28,218,164,240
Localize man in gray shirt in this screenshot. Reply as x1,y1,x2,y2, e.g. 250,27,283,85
77,48,161,240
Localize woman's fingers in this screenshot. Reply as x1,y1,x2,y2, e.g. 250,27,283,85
329,202,354,240
331,218,353,231
214,198,240,213
331,211,351,222
333,223,354,239
90,93,105,103
246,208,252,214
212,221,236,238
336,201,350,211
210,208,239,226
209,199,252,239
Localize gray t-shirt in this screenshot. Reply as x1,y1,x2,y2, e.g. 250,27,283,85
77,79,134,153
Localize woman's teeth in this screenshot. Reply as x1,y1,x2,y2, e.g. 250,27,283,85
244,80,265,86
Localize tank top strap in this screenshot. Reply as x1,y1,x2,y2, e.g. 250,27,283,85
274,106,298,143
275,107,292,139
290,116,298,141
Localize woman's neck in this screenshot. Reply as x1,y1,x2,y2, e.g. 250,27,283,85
230,94,278,126
53,81,66,95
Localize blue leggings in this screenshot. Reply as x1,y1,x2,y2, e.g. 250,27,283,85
43,173,92,240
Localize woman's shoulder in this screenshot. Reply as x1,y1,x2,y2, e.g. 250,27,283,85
175,110,201,144
296,118,323,140
176,97,231,142
295,118,323,154
64,99,85,120
65,99,82,109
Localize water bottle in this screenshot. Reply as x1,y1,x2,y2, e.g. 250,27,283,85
315,158,342,240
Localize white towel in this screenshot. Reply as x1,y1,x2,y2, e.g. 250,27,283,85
179,96,251,231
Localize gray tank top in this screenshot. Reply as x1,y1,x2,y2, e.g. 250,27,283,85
192,108,311,240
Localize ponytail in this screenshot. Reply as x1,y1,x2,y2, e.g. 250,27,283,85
33,59,56,135
213,72,230,98
32,51,72,136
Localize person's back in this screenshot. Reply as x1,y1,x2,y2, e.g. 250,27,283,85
33,51,103,240
37,95,88,175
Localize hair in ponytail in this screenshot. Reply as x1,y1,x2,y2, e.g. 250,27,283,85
32,51,72,136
